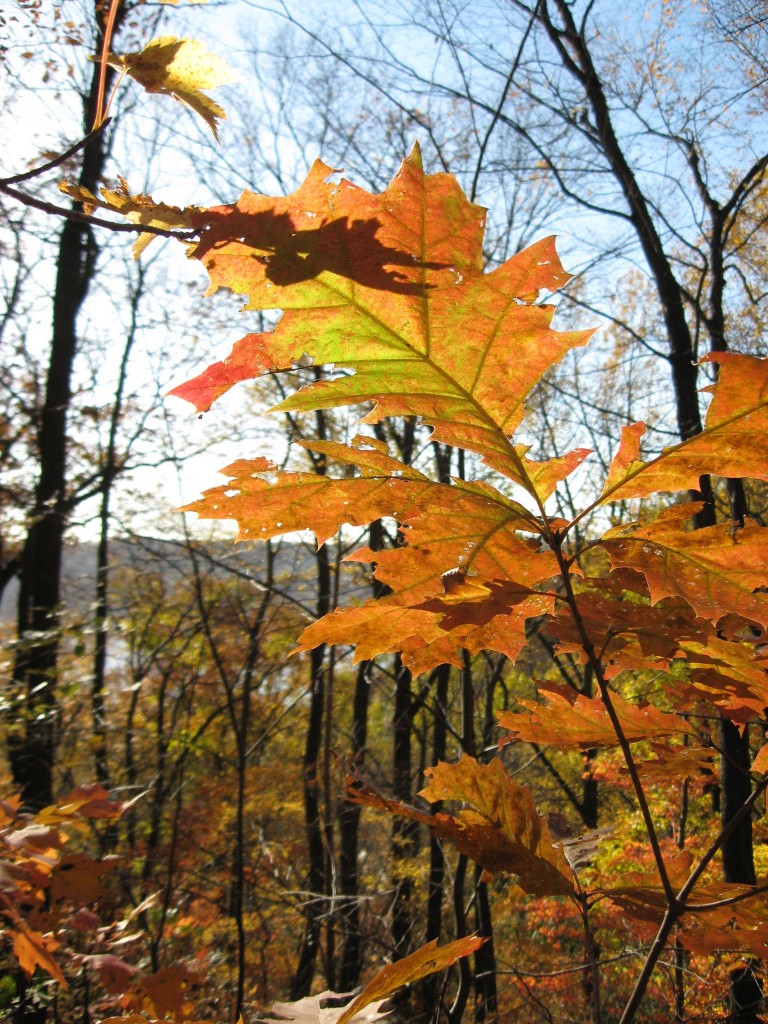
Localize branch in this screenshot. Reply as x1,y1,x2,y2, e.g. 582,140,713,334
0,182,197,241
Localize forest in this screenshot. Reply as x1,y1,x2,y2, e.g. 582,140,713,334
2,1,768,1022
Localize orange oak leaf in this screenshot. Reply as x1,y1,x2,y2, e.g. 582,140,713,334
181,437,554,593
598,353,768,503
335,936,484,1024
40,783,125,821
169,331,275,410
50,853,117,907
674,635,768,722
604,861,768,957
518,446,593,503
497,687,694,751
752,744,768,774
183,438,558,639
601,504,768,628
175,149,594,493
349,755,574,895
295,598,457,674
296,579,553,675
136,964,202,1019
631,744,715,783
547,576,711,678
349,479,557,600
180,442,434,547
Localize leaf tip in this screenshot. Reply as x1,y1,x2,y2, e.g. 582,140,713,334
407,141,424,171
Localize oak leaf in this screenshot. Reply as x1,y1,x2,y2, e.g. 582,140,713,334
674,635,768,722
59,179,198,257
601,504,768,629
39,783,124,821
180,441,434,547
753,744,768,774
131,964,202,1019
497,686,694,751
183,438,559,666
630,742,714,783
598,353,768,502
50,853,117,907
296,580,553,675
175,150,594,493
604,862,768,957
335,937,484,1024
12,926,66,986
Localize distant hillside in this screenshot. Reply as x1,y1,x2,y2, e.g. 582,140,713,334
0,534,355,625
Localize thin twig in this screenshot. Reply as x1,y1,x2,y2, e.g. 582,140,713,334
0,123,111,187
0,181,197,240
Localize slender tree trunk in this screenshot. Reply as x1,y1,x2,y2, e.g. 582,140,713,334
450,853,471,1024
292,415,333,997
426,664,450,944
721,721,761,1022
448,652,474,1024
91,265,145,792
291,561,330,998
337,519,384,989
417,665,451,1019
9,3,124,810
473,659,497,1022
391,654,417,961
337,660,371,990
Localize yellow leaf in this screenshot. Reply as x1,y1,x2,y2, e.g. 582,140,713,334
111,36,237,139
349,755,575,894
59,178,199,257
336,937,484,1024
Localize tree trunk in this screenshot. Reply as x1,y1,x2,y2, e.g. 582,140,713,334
9,2,124,810
721,720,761,1023
91,265,145,791
391,654,417,961
337,660,371,990
533,6,759,1017
291,541,331,999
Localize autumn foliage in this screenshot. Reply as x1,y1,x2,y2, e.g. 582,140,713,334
5,7,768,1022
26,142,768,1019
161,147,768,1019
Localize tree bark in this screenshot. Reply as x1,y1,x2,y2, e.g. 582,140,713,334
391,654,417,961
337,660,371,990
291,539,331,999
291,406,335,997
9,1,125,810
721,720,761,1022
